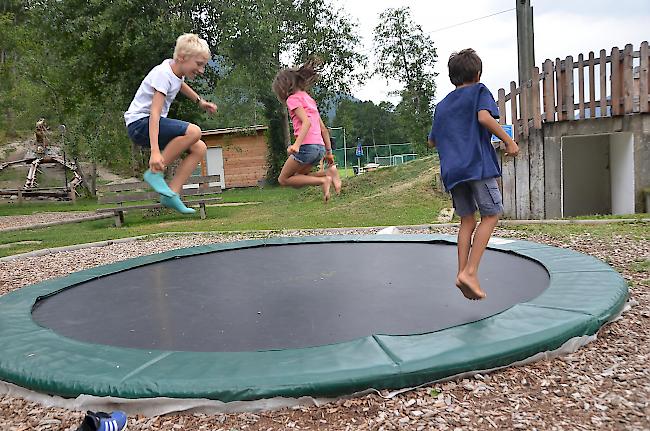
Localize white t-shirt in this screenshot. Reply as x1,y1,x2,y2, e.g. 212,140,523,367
124,59,184,126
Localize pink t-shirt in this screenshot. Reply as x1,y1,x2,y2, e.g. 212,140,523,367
286,91,324,145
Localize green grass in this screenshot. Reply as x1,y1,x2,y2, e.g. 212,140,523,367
630,259,650,273
0,157,451,257
2,156,648,258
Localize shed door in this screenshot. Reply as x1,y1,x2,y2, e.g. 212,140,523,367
206,147,226,189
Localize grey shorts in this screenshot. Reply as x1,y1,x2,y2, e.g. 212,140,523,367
290,144,325,166
450,178,504,217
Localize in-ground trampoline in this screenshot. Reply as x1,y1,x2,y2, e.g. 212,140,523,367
0,235,628,402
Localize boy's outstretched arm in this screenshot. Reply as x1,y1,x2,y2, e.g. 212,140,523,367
180,82,217,114
478,110,519,156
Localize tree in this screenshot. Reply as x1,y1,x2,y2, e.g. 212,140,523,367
22,0,201,176
200,0,367,180
373,7,437,152
333,99,406,146
0,1,30,135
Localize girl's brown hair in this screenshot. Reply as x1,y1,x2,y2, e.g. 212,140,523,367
272,58,322,102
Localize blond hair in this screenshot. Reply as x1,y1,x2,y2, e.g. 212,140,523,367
173,33,210,61
272,58,323,102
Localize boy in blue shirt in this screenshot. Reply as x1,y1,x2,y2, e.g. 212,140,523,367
428,48,519,300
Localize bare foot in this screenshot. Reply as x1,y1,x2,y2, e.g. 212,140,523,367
327,166,342,195
456,272,487,300
321,176,332,203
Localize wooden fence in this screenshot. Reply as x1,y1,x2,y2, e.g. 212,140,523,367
496,41,649,219
499,41,649,136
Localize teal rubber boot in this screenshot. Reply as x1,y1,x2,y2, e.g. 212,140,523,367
144,169,175,197
161,194,196,214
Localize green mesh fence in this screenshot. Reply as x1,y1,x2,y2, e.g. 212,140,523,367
330,141,418,169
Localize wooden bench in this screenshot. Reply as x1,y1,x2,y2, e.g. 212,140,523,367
96,175,222,227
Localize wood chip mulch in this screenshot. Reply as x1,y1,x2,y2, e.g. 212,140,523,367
0,226,648,431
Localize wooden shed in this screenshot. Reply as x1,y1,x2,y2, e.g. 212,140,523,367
200,125,269,188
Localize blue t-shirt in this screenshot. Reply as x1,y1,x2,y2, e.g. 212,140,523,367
428,83,501,191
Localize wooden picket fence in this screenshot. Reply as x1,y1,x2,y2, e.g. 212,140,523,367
499,41,649,137
496,41,649,219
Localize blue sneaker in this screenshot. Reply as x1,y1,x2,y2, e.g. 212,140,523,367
143,169,175,197
76,410,127,431
161,193,196,214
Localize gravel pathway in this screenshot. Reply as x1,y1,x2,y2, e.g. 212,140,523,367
0,227,648,430
0,211,106,232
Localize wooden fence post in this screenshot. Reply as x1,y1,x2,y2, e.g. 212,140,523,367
623,44,633,113
641,41,649,113
565,55,575,120
611,47,621,115
588,51,596,117
543,59,555,122
578,53,585,119
532,66,542,129
599,49,607,117
556,58,564,121
501,82,518,219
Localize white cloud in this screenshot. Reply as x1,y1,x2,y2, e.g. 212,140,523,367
333,0,648,104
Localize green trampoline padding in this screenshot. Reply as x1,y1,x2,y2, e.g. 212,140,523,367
0,235,628,401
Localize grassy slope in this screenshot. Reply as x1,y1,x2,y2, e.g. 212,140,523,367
0,157,451,256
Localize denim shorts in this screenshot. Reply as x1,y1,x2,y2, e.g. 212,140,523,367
450,177,504,217
290,144,326,165
126,117,189,150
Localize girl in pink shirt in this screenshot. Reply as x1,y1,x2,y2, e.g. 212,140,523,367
272,60,342,202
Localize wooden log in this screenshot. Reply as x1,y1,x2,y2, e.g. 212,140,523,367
99,181,149,192
543,59,555,122
611,47,621,115
578,53,585,119
496,88,507,192
623,44,633,113
528,129,545,219
532,66,542,129
99,192,160,204
521,81,529,137
510,81,519,140
588,51,596,117
498,88,506,125
565,55,575,120
556,58,564,120
502,82,519,218
114,211,124,228
515,140,531,219
599,49,607,117
641,41,649,113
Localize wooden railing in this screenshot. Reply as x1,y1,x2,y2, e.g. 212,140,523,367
498,41,649,140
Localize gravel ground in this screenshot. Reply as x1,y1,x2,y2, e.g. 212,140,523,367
0,226,648,431
0,212,103,232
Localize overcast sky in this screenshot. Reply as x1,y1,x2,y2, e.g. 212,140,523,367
332,0,649,104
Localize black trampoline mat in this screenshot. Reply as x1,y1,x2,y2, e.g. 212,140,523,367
32,242,550,352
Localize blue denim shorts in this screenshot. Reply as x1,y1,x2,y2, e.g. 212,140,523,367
290,144,326,165
127,117,189,150
450,177,504,217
